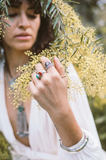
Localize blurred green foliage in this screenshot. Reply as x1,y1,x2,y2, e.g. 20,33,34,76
69,0,106,151
0,132,12,160
88,96,106,150
69,0,106,53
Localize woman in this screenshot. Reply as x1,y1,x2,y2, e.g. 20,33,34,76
0,0,105,159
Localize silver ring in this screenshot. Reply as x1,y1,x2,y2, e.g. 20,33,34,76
36,70,46,79
45,61,53,70
61,75,66,78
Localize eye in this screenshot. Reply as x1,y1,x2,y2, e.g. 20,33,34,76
8,14,17,18
28,15,37,19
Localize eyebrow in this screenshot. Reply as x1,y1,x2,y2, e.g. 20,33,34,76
9,5,18,8
28,6,35,10
10,5,35,10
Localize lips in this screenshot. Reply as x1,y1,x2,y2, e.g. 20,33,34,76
15,32,31,37
15,32,31,40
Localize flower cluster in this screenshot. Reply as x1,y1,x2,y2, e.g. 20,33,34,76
5,0,106,108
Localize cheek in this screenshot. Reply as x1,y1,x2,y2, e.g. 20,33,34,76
2,27,13,42
3,18,14,28
32,18,41,37
2,21,15,45
2,33,11,47
3,19,14,37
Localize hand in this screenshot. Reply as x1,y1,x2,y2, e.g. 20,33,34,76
29,56,69,115
29,56,83,147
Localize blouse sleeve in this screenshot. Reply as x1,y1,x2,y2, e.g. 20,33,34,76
57,63,104,160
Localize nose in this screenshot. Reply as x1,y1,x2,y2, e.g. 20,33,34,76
18,12,30,29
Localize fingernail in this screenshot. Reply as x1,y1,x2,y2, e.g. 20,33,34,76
55,57,60,62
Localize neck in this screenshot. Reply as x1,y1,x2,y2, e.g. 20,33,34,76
4,46,31,78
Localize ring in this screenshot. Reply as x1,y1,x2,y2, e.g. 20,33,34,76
36,70,46,79
61,75,66,78
45,61,53,70
36,74,41,79
38,70,46,77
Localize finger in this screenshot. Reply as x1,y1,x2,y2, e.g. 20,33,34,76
29,81,37,96
35,63,46,73
54,57,65,76
31,71,41,86
40,56,56,74
54,57,68,85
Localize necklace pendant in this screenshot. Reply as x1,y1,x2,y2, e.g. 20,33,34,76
17,106,29,137
5,69,28,137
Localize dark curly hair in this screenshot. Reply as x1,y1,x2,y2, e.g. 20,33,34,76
0,0,55,60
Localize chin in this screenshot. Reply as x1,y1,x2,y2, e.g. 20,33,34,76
14,43,34,51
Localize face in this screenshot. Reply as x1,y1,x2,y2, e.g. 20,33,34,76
2,0,41,51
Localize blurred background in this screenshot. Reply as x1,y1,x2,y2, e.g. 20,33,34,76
68,0,106,151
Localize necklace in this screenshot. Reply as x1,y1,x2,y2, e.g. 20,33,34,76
5,65,29,138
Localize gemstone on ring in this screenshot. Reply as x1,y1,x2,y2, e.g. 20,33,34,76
45,61,53,70
38,71,42,76
36,74,40,79
38,71,46,76
36,70,46,79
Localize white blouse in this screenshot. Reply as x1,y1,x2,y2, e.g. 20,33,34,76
0,60,106,160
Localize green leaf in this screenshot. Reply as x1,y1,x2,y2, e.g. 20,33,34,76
86,38,89,44
60,58,65,62
51,52,57,54
91,47,95,54
80,35,83,43
58,8,66,16
46,0,52,10
53,16,59,29
0,6,5,11
3,21,11,27
65,0,80,4
54,44,62,48
94,49,98,54
84,37,87,43
65,47,69,56
49,4,55,14
83,28,90,35
6,0,10,5
5,6,8,15
51,9,57,19
97,43,104,48
49,43,55,45
54,35,64,42
71,48,78,57
0,0,3,2
67,32,76,36
88,42,92,48
54,27,58,36
4,13,14,23
8,16,14,23
61,50,66,53
65,40,68,47
57,39,64,45
43,9,46,18
94,37,104,43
